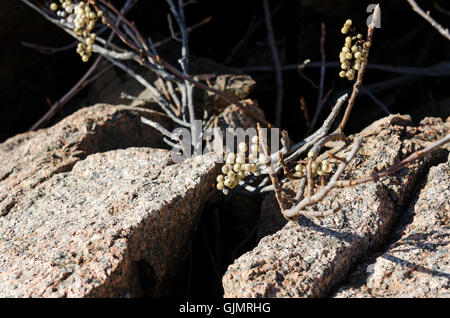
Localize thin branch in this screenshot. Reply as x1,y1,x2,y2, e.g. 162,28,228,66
299,97,311,134
258,123,286,212
334,134,450,187
140,116,177,141
30,55,103,130
25,0,269,127
407,0,450,41
263,0,284,127
166,0,197,149
104,56,190,127
335,4,380,134
302,207,342,218
293,177,307,204
241,61,450,77
101,0,269,126
283,93,348,163
167,13,182,42
154,16,212,48
283,139,363,221
433,0,450,16
21,41,77,55
26,0,138,130
311,22,327,130
360,86,391,115
278,152,296,179
284,133,450,221
224,0,285,64
309,133,346,161
306,160,314,197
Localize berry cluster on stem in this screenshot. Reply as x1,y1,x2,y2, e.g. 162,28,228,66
216,136,270,195
339,19,371,81
50,1,105,62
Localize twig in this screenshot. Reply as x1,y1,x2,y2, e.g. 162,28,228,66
278,152,296,179
262,0,284,127
283,93,348,163
360,86,391,115
407,0,450,41
433,0,450,16
283,139,363,221
309,133,346,161
140,116,177,140
166,0,197,149
299,97,311,134
306,160,314,197
104,56,190,128
154,16,212,48
334,134,450,187
21,41,77,55
167,13,181,42
98,0,270,126
311,22,327,130
30,55,103,130
258,123,286,211
27,0,138,130
293,177,307,204
335,4,380,134
283,133,450,221
225,1,285,64
241,61,450,77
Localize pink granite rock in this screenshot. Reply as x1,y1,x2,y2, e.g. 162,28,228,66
0,148,218,297
0,104,220,297
0,104,172,217
334,153,449,298
223,115,449,298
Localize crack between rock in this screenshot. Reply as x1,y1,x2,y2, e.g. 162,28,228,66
326,147,449,297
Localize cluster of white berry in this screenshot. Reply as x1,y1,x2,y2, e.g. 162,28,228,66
215,138,337,195
216,136,270,195
50,1,105,62
294,150,334,178
339,19,371,81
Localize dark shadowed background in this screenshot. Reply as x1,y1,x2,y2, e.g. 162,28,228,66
2,0,450,143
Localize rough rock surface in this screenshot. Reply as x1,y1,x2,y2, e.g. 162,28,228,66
0,148,217,297
0,104,220,297
223,115,449,298
334,154,450,298
0,104,172,217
